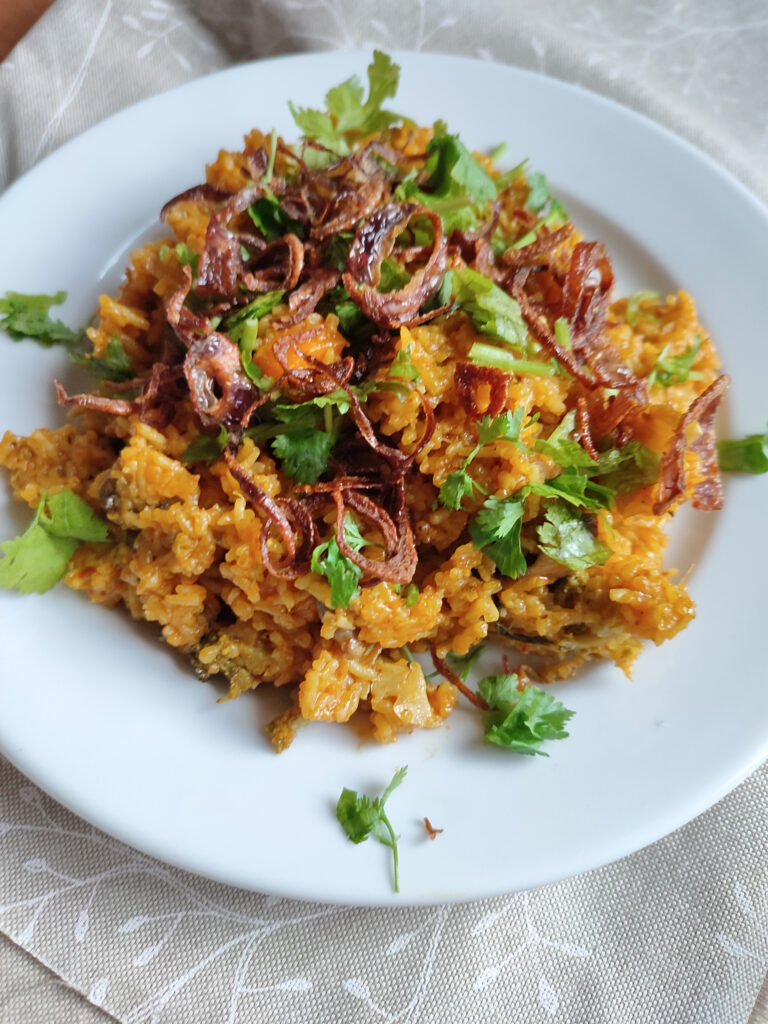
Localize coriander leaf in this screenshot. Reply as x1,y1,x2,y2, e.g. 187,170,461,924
71,335,134,382
39,490,109,542
452,268,529,350
290,51,401,153
526,468,613,512
336,765,407,892
534,410,598,469
478,676,574,755
536,500,612,571
717,428,768,473
469,496,526,578
272,427,335,484
248,196,304,242
363,50,400,121
311,514,366,607
525,172,550,211
625,289,659,326
0,489,109,594
181,426,229,465
0,526,77,594
592,441,660,494
387,345,420,383
0,290,80,347
524,172,567,222
439,468,481,510
289,105,341,152
423,126,497,205
336,788,378,842
647,337,703,388
477,408,525,445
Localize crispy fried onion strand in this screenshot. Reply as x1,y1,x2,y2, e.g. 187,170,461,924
224,448,317,579
454,362,509,420
54,363,183,428
196,185,264,295
330,478,417,584
653,374,729,515
430,647,489,710
343,202,447,328
183,332,257,431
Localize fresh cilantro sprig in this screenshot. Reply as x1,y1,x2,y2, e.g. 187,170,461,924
336,766,407,892
71,335,135,382
452,268,529,351
717,427,768,474
0,290,81,347
523,171,568,224
478,675,574,755
181,425,229,465
439,408,524,510
647,337,703,388
248,196,304,243
0,489,109,594
290,51,402,156
469,495,526,577
311,514,366,607
395,122,497,233
272,428,336,484
536,500,612,571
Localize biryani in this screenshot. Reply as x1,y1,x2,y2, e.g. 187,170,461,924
0,54,728,752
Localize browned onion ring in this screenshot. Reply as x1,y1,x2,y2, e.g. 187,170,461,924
653,375,729,515
342,203,447,329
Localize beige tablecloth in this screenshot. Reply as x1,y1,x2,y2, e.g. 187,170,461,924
2,2,768,1022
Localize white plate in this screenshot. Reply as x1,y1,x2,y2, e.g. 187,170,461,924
1,51,767,906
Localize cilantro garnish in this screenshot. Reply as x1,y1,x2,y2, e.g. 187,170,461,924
0,490,109,594
311,514,366,607
625,289,659,326
248,196,304,242
181,425,229,465
272,428,335,484
647,337,703,388
223,290,284,382
439,409,523,510
387,345,420,383
422,122,497,205
717,427,768,474
478,675,574,755
0,290,81,347
468,495,526,578
536,500,611,571
336,766,407,892
71,335,134,382
290,50,402,155
452,268,529,351
523,172,568,223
